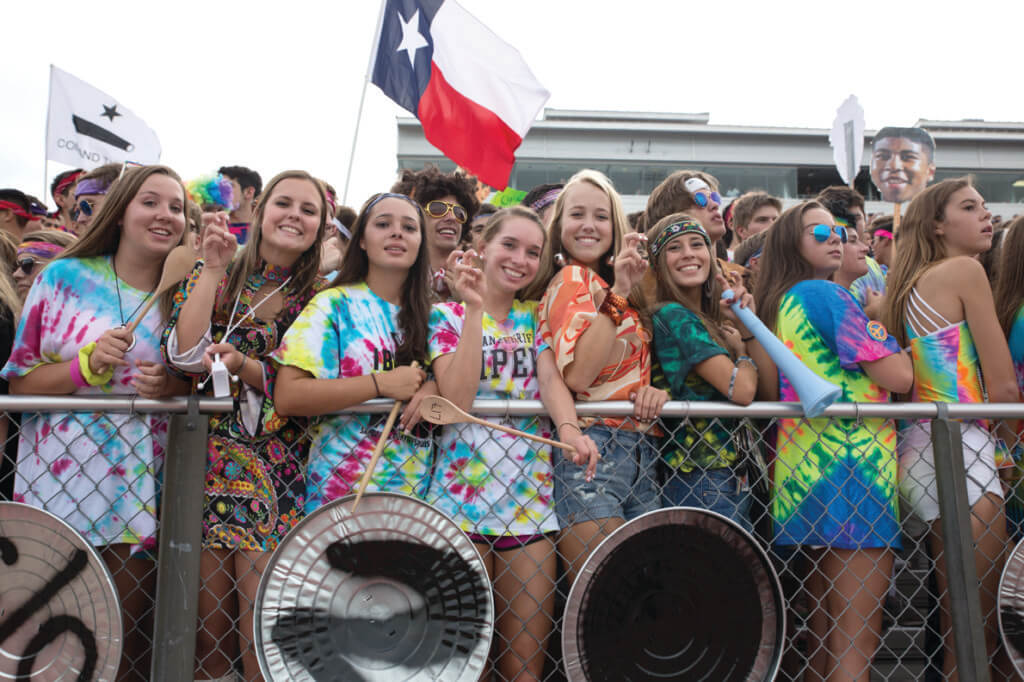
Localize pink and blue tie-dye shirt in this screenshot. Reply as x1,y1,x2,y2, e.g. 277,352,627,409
271,283,433,512
427,300,557,536
0,256,168,553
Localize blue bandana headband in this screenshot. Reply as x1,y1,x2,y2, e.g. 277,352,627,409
649,219,710,259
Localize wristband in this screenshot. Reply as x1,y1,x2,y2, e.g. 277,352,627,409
370,373,381,397
727,366,738,401
737,355,757,371
69,357,89,388
78,342,115,387
598,289,628,326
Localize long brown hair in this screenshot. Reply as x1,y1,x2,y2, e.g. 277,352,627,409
60,165,192,319
521,169,634,302
995,217,1024,336
755,201,826,334
647,212,728,351
332,193,431,366
220,170,328,317
882,177,973,347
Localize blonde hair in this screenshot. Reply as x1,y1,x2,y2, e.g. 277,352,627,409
521,169,632,301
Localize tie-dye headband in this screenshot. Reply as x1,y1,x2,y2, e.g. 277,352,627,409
74,178,111,198
649,219,710,259
18,241,66,260
529,188,561,214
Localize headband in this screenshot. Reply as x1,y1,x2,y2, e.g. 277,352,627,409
874,229,894,241
529,188,561,213
364,192,420,214
54,170,84,198
649,219,710,259
742,246,763,268
333,218,351,240
18,241,66,260
834,216,851,229
0,200,34,220
74,178,111,198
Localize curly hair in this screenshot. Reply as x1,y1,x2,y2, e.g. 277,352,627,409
390,165,480,219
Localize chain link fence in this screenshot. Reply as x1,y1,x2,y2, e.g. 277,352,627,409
1,396,1022,681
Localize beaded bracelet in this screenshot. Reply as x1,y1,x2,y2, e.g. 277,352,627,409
727,366,739,401
737,355,757,370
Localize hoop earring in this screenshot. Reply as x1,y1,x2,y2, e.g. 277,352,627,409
605,254,615,266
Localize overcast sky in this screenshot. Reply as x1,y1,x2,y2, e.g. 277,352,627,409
3,0,1023,210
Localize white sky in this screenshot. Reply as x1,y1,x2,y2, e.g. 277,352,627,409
3,0,1023,210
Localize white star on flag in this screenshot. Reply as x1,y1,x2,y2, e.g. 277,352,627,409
395,10,428,69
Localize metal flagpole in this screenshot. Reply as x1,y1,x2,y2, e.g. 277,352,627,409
43,64,53,202
343,0,388,206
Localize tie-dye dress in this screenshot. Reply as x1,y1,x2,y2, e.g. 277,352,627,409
427,300,557,536
0,256,168,554
772,280,902,549
271,282,433,512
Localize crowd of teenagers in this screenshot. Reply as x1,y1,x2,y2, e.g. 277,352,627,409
0,156,1023,682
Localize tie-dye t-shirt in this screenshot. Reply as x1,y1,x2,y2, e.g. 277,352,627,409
427,300,557,536
849,256,887,307
537,264,652,431
652,303,739,473
1003,305,1024,515
271,282,432,512
773,279,902,549
0,256,168,553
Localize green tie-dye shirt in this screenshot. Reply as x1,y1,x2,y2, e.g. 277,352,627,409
652,303,739,472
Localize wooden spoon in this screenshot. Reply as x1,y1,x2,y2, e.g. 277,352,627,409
126,245,197,335
419,395,576,452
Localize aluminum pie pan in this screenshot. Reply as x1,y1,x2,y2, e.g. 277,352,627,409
255,492,493,681
999,537,1024,677
563,506,784,682
0,501,122,681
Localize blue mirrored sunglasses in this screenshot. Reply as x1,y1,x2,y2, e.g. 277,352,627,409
693,190,722,208
811,223,848,243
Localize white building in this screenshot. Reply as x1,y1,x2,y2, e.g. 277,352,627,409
396,109,1024,218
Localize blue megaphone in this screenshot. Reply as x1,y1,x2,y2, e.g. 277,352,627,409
723,290,841,417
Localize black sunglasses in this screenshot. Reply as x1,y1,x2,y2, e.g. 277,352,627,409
14,258,39,276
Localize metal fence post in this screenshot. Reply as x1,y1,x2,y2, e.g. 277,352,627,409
151,396,208,682
931,404,991,682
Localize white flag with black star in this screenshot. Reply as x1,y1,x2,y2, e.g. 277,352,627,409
46,65,161,169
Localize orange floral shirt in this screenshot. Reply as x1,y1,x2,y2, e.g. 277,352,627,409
537,265,652,431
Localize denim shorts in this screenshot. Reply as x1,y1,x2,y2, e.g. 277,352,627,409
554,424,659,527
661,467,753,534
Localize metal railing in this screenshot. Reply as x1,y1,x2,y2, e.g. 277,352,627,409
1,396,1021,681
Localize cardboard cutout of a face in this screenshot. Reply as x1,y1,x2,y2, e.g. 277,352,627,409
870,127,936,203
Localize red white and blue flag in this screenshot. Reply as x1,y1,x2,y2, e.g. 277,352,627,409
370,0,550,189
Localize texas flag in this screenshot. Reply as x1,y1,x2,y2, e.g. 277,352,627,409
370,0,550,189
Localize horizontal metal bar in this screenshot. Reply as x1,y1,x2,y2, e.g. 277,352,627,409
0,395,234,414
335,400,1022,420
0,396,1019,420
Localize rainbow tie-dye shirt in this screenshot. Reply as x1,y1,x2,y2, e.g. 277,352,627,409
0,256,168,554
427,300,557,536
271,283,433,512
773,280,902,549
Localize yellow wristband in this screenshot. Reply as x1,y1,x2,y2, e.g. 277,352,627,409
78,342,115,387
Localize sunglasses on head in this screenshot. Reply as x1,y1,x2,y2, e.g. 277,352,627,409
693,190,722,209
423,200,467,223
13,258,38,276
811,223,848,243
